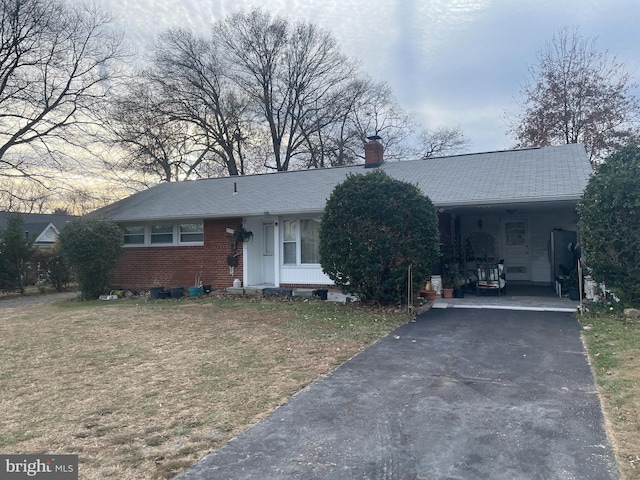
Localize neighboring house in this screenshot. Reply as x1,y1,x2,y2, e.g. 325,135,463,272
89,141,592,292
0,212,77,249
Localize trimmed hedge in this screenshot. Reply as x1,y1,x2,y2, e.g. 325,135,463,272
578,144,640,307
319,170,440,305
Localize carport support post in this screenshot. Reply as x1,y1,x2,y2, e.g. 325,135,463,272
407,264,414,314
578,259,584,314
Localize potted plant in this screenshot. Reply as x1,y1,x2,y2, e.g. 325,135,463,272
442,277,454,299
150,275,171,299
233,225,253,243
453,271,466,298
420,280,437,301
189,271,203,297
442,253,462,299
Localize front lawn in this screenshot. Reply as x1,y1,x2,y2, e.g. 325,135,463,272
0,296,408,479
580,310,640,479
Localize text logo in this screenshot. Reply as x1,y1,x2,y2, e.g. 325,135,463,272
1,455,77,479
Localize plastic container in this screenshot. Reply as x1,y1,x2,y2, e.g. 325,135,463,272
170,286,185,299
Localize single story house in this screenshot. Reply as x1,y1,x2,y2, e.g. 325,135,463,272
89,142,592,293
0,212,77,248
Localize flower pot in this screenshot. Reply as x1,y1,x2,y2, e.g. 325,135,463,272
149,286,164,300
170,286,185,299
188,286,203,297
442,288,454,299
568,287,581,301
453,288,465,298
423,289,437,301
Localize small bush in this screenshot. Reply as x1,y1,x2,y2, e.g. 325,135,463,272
0,213,35,294
33,246,71,292
578,144,640,307
58,219,123,300
319,170,440,305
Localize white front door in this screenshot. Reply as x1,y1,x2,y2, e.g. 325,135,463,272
503,219,530,282
262,223,275,284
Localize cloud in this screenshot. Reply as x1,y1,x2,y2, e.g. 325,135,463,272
97,0,640,153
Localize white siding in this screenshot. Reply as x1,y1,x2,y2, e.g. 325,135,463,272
280,266,333,285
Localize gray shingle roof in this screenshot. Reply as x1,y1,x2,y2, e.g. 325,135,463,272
90,144,592,222
0,212,77,238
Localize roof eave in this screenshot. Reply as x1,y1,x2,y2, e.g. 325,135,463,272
436,195,582,208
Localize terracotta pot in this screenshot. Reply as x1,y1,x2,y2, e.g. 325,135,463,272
423,289,437,301
442,288,454,299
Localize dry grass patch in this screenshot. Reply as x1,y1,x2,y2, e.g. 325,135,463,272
580,312,640,479
0,296,407,479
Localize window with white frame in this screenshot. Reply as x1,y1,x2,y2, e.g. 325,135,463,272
179,223,204,243
122,225,144,245
300,218,320,263
283,220,297,265
282,218,321,265
150,224,173,244
121,221,204,246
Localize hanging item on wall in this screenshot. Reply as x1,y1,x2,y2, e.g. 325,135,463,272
229,225,253,251
227,252,241,276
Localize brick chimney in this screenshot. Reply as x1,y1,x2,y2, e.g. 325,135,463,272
364,136,384,168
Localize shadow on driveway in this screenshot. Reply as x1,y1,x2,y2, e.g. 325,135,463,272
175,309,619,480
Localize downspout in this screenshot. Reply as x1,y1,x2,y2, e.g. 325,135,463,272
274,218,281,287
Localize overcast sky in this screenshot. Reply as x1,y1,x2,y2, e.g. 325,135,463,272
105,0,640,154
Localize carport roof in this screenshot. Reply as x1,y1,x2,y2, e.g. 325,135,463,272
90,144,592,222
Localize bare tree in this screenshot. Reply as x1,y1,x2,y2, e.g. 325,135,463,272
417,126,469,159
105,9,469,181
507,27,640,166
106,29,255,180
299,79,417,167
105,79,215,182
148,29,252,176
346,80,416,162
0,0,127,187
216,9,357,171
0,178,52,212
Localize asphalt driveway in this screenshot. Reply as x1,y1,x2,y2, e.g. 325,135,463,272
175,308,619,480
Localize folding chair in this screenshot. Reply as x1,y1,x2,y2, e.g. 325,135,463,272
476,262,506,296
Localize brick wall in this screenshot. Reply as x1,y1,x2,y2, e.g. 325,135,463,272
109,218,243,291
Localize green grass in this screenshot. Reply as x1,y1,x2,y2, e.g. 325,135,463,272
579,310,640,479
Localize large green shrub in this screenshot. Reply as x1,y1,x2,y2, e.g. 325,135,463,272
0,213,35,294
319,170,440,305
58,219,123,300
578,144,640,307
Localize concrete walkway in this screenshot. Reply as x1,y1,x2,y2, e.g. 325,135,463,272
175,308,618,480
432,294,580,312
